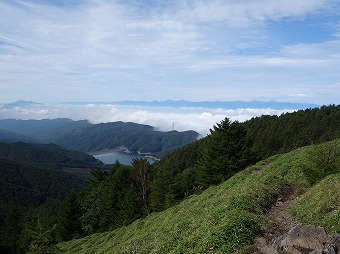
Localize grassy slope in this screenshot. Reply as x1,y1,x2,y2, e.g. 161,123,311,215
290,173,340,234
58,140,340,254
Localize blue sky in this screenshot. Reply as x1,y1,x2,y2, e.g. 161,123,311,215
0,0,340,104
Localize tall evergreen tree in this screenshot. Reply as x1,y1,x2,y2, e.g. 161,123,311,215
196,118,253,188
149,166,176,212
99,164,141,230
58,192,82,241
80,162,142,233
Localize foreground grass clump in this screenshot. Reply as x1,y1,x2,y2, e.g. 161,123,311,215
58,140,339,254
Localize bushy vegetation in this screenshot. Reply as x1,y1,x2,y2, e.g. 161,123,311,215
58,139,340,253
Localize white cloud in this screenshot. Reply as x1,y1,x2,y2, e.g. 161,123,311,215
289,93,309,98
0,103,295,136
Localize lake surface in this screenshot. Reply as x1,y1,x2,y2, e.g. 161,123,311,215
94,151,155,165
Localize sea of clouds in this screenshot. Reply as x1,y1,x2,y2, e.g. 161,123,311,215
0,103,295,136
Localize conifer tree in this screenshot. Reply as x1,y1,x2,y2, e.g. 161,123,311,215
196,118,253,188
58,192,82,241
149,166,176,211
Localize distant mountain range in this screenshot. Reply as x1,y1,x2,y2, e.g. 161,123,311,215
0,100,321,110
0,119,199,156
67,100,320,110
0,118,91,142
0,100,42,109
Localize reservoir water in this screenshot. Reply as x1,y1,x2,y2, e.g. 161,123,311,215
94,151,155,165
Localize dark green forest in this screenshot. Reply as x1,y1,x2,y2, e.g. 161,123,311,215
0,159,86,253
244,105,340,158
0,143,104,253
0,105,339,253
0,142,102,168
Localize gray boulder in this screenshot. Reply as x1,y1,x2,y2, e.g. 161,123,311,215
271,225,338,254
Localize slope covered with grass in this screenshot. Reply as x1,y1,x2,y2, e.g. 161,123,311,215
58,140,340,254
290,172,340,234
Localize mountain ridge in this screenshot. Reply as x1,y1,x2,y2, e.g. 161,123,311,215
0,119,199,156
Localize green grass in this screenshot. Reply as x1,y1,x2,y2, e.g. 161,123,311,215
290,173,340,234
58,139,340,253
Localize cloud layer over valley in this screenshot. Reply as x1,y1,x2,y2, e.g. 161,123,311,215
0,102,297,135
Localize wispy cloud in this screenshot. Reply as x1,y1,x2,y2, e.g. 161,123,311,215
175,0,335,25
0,0,339,104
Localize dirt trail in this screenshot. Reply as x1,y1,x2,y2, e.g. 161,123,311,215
263,185,300,239
241,161,302,254
243,185,301,254
252,162,300,237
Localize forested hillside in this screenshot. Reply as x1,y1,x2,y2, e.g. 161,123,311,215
244,105,340,158
0,159,85,207
51,122,199,154
0,119,199,155
0,118,91,142
0,142,102,167
0,158,88,253
0,142,105,253
58,139,340,253
0,129,37,144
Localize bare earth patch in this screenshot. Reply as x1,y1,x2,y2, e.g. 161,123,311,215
263,185,300,239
